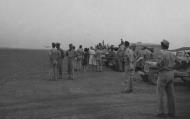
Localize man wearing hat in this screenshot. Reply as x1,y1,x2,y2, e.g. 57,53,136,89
156,39,177,117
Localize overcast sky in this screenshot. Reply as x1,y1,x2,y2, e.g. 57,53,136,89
0,0,189,49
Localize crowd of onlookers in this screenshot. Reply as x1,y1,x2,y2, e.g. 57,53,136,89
48,39,180,117
48,39,154,80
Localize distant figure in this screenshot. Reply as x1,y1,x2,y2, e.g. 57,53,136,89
123,41,135,93
135,43,145,72
89,47,96,71
117,43,125,72
49,42,59,80
156,40,177,117
66,44,76,80
56,43,64,79
95,46,103,72
76,45,83,71
82,48,89,72
73,46,77,71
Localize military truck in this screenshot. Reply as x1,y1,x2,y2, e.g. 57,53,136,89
140,47,190,86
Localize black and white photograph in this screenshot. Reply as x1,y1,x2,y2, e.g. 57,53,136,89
0,0,190,119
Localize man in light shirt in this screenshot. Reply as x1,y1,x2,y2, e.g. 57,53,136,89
123,41,135,93
49,42,59,80
156,39,178,118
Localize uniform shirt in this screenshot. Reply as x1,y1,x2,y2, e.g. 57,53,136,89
157,50,177,71
66,49,76,60
77,48,83,59
117,45,125,58
49,48,59,64
57,48,65,59
124,47,135,65
95,49,103,60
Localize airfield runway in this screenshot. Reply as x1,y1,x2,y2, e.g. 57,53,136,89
0,49,190,119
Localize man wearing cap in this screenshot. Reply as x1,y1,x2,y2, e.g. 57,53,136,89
66,44,76,80
123,41,135,93
49,42,59,80
156,39,177,117
56,43,65,79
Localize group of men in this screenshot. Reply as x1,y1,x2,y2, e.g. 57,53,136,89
120,39,177,117
49,42,104,80
118,39,177,117
48,39,178,118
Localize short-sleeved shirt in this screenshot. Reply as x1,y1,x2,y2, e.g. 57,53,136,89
57,48,65,59
66,49,76,60
49,48,59,64
117,45,125,58
77,48,83,56
95,49,103,60
124,47,135,65
157,50,177,71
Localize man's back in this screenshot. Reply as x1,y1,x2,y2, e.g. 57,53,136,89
58,48,65,58
77,48,83,56
95,49,102,60
124,47,135,65
49,48,59,63
67,49,75,59
158,50,176,71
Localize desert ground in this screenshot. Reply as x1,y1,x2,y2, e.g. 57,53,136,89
0,49,190,119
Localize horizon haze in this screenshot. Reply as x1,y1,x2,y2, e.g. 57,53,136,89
0,0,189,49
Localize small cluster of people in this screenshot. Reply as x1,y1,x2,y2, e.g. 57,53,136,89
48,39,179,118
48,42,105,80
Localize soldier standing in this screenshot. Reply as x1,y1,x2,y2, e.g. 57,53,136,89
117,43,125,72
66,44,76,80
123,41,135,93
56,43,64,79
49,42,59,80
76,45,83,71
156,40,177,117
95,46,103,72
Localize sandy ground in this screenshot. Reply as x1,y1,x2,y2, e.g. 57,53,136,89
0,49,190,119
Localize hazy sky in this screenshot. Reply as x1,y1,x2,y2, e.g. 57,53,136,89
0,0,189,49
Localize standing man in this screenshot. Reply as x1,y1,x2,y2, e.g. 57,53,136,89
76,45,83,71
89,46,96,71
95,46,103,72
49,42,59,80
117,43,125,72
123,41,135,93
156,39,177,117
56,43,65,79
66,44,76,80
